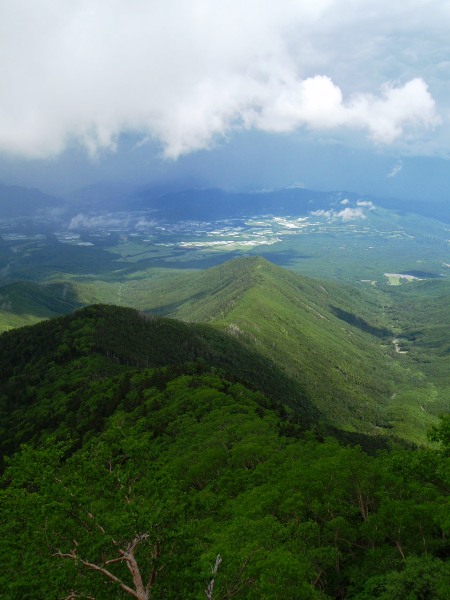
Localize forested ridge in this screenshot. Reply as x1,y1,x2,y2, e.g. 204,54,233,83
0,302,449,599
0,304,318,462
1,256,447,441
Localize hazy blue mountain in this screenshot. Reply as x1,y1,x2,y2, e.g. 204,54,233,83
63,181,450,225
0,183,61,219
369,195,450,224
3,180,450,227
130,186,360,221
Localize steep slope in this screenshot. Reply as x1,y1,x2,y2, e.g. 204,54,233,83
140,257,402,436
0,281,82,330
0,304,321,462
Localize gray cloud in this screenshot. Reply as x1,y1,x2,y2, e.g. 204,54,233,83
0,0,445,160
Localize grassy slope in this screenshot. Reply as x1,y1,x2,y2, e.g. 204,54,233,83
136,256,448,442
1,257,446,442
137,257,400,435
380,279,450,438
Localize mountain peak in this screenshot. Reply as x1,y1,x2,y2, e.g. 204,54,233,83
144,257,399,436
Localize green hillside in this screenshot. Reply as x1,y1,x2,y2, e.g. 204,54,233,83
0,257,446,441
380,279,450,436
0,280,82,330
138,257,444,442
0,307,449,599
0,304,322,463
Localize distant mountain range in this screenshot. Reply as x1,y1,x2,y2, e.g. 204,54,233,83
2,180,450,223
0,183,60,219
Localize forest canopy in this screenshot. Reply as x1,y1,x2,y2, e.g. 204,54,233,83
0,305,448,598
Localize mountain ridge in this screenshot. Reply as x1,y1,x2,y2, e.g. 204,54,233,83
0,256,445,442
0,303,321,462
136,257,401,436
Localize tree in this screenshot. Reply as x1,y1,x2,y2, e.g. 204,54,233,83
54,534,159,600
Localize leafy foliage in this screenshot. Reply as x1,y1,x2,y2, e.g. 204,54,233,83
0,259,448,598
0,304,320,464
1,367,449,598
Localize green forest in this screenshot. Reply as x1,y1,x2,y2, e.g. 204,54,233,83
0,297,449,599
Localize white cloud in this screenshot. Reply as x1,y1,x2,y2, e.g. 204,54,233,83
311,209,332,218
336,207,366,221
312,206,368,221
388,161,403,178
136,217,158,229
248,76,438,144
356,200,375,209
0,0,445,160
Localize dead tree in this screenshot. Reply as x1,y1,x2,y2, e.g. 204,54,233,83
54,533,161,600
205,552,256,600
205,554,222,600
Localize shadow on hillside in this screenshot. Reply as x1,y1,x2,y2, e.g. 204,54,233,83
330,306,392,339
0,281,83,317
88,305,319,426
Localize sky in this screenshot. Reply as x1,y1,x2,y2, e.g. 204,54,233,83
1,0,450,200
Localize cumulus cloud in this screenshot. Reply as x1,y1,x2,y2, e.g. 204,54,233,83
248,76,438,144
336,207,366,221
356,200,375,209
312,206,369,221
311,209,332,219
0,0,444,160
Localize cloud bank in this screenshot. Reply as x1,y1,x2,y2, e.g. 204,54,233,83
0,0,444,160
312,200,376,222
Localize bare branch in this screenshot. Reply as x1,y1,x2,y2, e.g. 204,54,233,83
86,511,106,535
104,556,127,566
54,533,156,600
312,568,324,588
53,546,139,599
395,540,406,560
206,554,222,600
77,559,139,598
118,534,151,599
54,551,77,561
